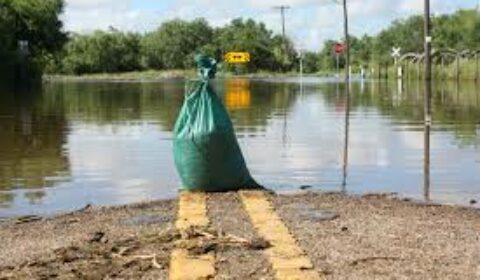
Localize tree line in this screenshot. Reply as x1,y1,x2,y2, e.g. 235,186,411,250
302,8,480,73
51,18,298,75
0,0,66,82
2,0,480,78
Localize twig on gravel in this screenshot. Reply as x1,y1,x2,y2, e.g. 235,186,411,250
114,253,163,269
192,228,216,239
129,254,163,269
88,231,107,243
350,256,402,266
192,228,269,249
111,246,135,258
14,215,42,224
225,234,249,244
174,226,271,254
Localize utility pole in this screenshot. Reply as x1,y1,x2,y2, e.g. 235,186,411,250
342,0,350,82
273,6,290,38
424,0,432,83
274,5,291,72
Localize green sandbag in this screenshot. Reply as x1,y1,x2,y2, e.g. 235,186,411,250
173,55,259,191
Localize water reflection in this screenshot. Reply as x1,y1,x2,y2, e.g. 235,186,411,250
24,191,46,205
224,79,251,110
424,119,431,201
341,82,350,193
0,90,70,209
222,80,298,134
0,78,480,216
41,81,185,131
0,192,15,208
424,76,432,202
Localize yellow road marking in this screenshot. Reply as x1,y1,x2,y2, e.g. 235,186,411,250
240,191,323,280
170,192,215,280
175,191,209,230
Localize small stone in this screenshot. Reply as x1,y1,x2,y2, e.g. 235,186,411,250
66,218,80,224
80,204,92,211
189,242,217,255
15,215,42,224
89,231,106,243
247,238,271,250
301,210,339,221
470,199,477,205
341,226,348,232
121,215,170,226
300,185,313,190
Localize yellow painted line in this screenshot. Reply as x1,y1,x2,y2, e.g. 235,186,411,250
175,191,209,230
170,192,215,280
170,250,215,280
240,191,323,280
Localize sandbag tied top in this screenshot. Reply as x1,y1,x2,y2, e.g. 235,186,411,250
194,54,217,80
173,55,260,192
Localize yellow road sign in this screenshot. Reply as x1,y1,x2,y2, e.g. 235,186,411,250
224,52,250,64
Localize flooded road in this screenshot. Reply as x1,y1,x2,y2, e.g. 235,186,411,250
1,77,479,216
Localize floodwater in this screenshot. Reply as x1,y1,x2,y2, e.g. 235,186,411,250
0,77,479,217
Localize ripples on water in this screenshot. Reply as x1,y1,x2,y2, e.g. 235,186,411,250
0,78,479,216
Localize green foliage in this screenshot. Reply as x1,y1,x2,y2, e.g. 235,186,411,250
433,10,480,50
271,35,298,72
9,0,66,55
373,16,424,63
316,8,480,72
215,19,297,72
216,19,272,71
55,18,299,74
318,40,340,70
141,18,214,69
61,30,141,74
0,0,66,81
4,2,480,77
302,51,321,73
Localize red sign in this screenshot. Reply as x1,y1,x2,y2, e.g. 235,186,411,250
334,43,345,54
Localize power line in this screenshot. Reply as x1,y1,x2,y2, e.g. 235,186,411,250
273,5,290,38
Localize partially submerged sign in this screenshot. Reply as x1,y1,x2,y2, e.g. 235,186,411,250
391,47,401,58
391,47,402,65
224,52,250,64
334,43,345,54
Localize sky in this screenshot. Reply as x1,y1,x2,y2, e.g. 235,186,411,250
62,0,479,50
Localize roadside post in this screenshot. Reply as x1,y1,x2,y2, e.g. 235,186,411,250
334,42,345,79
18,40,29,82
391,47,402,79
297,50,304,77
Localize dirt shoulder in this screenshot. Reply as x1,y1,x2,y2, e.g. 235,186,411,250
272,192,480,280
0,200,176,279
1,192,480,279
43,70,194,82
